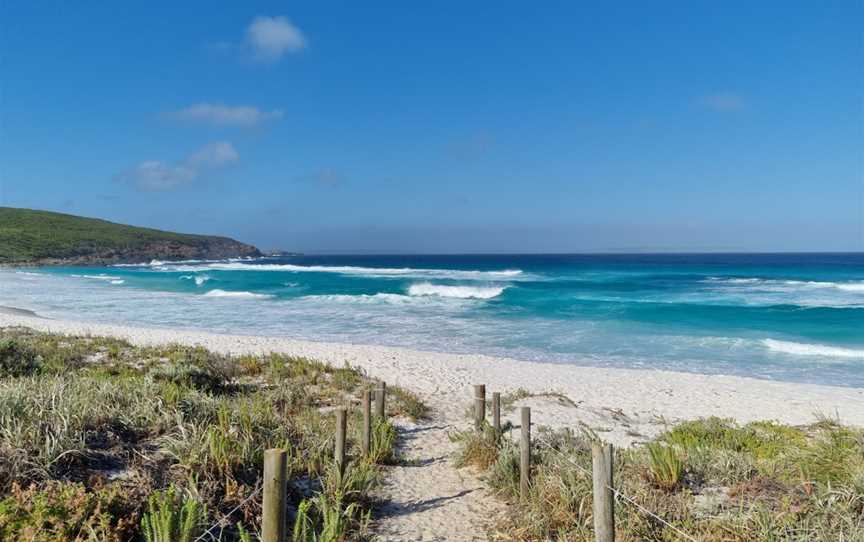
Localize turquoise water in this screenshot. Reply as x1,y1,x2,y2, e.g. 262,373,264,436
5,253,864,387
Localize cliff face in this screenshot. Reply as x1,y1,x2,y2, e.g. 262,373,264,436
26,238,262,266
0,207,262,266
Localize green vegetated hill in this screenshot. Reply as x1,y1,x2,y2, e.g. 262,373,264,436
0,207,261,265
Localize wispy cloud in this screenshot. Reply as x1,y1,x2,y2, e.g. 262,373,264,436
246,16,307,63
186,141,239,167
699,92,745,112
116,142,239,192
165,103,283,127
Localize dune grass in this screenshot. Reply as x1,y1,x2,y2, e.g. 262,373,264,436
454,413,864,540
0,326,425,541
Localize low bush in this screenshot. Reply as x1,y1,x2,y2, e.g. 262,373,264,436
0,338,41,377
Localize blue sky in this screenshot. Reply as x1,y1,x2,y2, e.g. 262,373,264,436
1,1,862,253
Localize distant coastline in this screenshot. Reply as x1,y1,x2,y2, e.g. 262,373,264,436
0,207,261,266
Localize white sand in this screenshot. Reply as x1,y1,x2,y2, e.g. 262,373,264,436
2,311,863,541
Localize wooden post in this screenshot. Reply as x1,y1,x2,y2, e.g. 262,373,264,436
375,381,386,419
474,384,486,431
592,442,615,542
361,389,372,456
262,448,287,542
520,406,531,500
492,392,501,434
335,408,347,473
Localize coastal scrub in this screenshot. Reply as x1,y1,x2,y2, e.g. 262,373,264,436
0,326,425,541
454,414,864,540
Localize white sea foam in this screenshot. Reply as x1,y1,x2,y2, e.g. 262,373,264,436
709,277,864,292
179,274,211,286
149,261,525,280
407,283,507,299
72,274,123,281
302,293,418,305
703,277,864,308
203,289,272,299
837,283,864,293
109,280,125,285
763,339,864,359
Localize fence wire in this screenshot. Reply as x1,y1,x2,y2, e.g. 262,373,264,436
193,482,263,542
533,440,698,542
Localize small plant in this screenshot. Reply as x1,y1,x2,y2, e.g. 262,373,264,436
389,385,430,420
452,425,501,470
645,442,684,491
237,522,256,542
140,485,207,542
368,419,399,464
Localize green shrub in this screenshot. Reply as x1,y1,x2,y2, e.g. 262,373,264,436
149,361,228,394
0,339,41,377
0,481,140,542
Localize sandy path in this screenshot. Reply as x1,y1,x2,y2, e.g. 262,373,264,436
373,411,502,541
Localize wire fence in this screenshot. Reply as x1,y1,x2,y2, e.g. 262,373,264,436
193,483,263,542
187,384,697,542
471,384,698,541
533,440,698,542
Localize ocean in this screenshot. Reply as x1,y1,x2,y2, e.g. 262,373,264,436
4,253,863,387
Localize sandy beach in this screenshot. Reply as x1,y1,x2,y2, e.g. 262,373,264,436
3,309,863,540
2,308,862,442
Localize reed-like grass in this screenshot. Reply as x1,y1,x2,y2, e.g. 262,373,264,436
455,413,864,540
0,326,425,541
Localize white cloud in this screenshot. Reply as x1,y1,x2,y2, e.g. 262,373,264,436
186,141,240,167
700,92,745,112
246,16,307,62
166,103,284,127
117,142,239,192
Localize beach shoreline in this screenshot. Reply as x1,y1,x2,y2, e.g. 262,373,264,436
2,308,861,447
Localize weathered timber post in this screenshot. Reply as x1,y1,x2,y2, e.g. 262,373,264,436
262,448,287,542
335,408,347,473
361,389,372,456
474,384,486,431
375,381,386,419
520,406,531,500
592,442,615,542
492,392,501,434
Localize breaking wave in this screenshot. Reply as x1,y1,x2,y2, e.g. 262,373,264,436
203,289,272,299
180,274,211,286
144,261,525,280
763,339,864,359
407,283,507,299
708,277,864,292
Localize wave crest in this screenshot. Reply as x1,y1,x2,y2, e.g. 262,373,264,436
149,261,524,280
763,339,864,359
180,274,211,286
203,289,272,299
407,282,506,299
